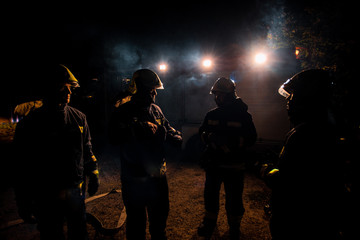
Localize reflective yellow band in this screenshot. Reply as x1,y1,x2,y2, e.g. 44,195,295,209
92,170,99,176
156,119,162,125
268,169,279,175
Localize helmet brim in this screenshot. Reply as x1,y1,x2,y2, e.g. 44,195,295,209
278,83,291,98
156,83,164,89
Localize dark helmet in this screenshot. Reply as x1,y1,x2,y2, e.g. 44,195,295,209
279,69,334,123
129,69,163,94
278,69,332,102
210,77,236,94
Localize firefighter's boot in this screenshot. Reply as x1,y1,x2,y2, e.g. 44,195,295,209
198,212,217,239
228,215,242,240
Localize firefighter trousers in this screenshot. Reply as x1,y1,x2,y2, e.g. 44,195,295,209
121,176,169,240
204,168,245,222
34,187,88,240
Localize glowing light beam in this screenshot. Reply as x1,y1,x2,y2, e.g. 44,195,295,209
254,53,267,64
202,59,212,68
159,64,167,71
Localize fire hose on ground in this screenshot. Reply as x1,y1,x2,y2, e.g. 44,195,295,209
0,188,127,236
85,188,127,236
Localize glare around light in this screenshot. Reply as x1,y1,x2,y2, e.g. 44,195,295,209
202,59,212,68
159,64,167,71
254,53,267,64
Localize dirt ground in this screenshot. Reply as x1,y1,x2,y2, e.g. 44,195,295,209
0,142,273,240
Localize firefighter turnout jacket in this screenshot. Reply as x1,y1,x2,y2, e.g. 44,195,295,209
109,97,182,180
199,98,257,169
13,104,98,189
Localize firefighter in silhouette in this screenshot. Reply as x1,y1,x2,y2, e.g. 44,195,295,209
198,77,257,239
13,64,99,240
262,69,343,239
109,69,182,240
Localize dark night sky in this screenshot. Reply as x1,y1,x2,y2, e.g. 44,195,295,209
4,1,291,142
5,1,268,103
3,0,356,128
7,0,354,71
11,1,266,61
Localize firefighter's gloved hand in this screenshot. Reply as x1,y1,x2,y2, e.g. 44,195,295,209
260,164,271,179
201,132,212,144
206,132,225,145
166,129,183,147
145,121,158,134
18,206,37,224
88,170,100,196
203,132,227,150
171,134,182,142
